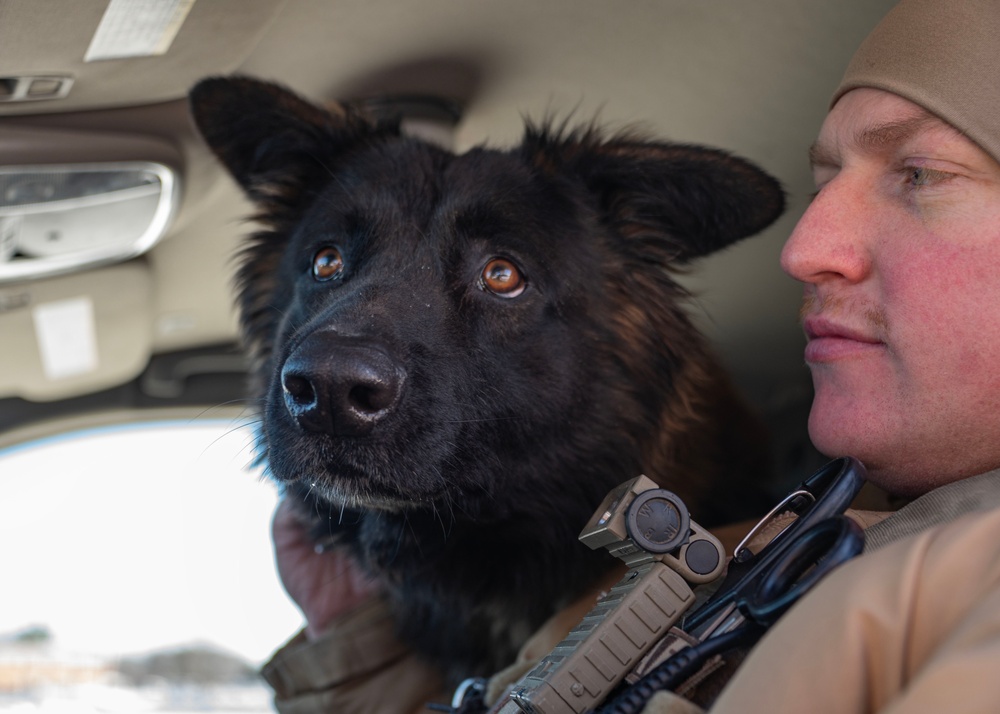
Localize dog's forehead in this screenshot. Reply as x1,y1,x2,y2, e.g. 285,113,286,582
307,139,581,244
354,141,554,202
443,147,543,198
445,161,588,258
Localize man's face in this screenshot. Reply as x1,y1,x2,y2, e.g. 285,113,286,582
782,88,1000,496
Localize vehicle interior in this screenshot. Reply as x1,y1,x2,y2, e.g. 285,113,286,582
0,1,897,513
0,1,907,709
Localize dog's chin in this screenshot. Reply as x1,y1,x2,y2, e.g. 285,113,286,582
306,477,442,513
271,454,448,513
264,417,472,511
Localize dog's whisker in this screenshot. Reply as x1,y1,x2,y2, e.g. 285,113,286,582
198,419,256,459
431,504,445,540
405,515,422,557
190,399,255,423
305,151,338,182
430,496,455,541
443,494,460,535
387,516,407,565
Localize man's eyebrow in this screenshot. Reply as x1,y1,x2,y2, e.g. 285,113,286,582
807,112,958,169
854,114,941,152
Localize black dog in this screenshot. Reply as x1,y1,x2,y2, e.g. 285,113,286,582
190,76,784,682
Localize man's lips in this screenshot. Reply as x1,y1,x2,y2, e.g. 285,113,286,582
802,316,884,362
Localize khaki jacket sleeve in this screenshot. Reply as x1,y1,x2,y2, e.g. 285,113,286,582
261,599,448,714
706,505,1000,713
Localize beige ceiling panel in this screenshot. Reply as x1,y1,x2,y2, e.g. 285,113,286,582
0,0,289,115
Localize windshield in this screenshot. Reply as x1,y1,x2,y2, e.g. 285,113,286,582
0,420,300,712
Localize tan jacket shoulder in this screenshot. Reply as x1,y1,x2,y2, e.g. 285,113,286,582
705,505,1000,713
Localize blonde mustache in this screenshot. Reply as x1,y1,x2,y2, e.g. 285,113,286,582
800,294,890,336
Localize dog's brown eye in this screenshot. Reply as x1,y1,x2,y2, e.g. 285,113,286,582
312,247,344,281
480,258,525,298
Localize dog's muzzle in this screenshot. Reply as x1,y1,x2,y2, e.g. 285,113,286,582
280,331,406,437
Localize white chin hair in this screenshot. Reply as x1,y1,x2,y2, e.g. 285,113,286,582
313,479,413,513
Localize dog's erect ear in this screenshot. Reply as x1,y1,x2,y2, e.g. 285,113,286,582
189,76,397,206
523,126,785,262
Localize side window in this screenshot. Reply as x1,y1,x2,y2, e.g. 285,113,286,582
0,420,301,711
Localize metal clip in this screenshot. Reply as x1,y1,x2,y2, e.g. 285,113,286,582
731,489,814,563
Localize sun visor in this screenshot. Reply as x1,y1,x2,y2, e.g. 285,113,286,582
0,261,152,401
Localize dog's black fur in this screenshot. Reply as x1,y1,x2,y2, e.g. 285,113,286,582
190,76,784,682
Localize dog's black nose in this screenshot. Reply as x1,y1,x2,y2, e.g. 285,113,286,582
280,332,406,437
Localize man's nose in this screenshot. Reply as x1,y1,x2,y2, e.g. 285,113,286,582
780,177,872,285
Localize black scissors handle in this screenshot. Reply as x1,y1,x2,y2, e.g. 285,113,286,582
745,514,864,624
737,456,867,561
684,457,866,633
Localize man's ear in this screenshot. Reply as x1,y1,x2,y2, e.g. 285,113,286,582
522,125,785,262
189,75,398,207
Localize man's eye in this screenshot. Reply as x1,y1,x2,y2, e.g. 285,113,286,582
905,166,952,188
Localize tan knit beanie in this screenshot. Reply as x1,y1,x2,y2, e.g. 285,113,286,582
833,0,1000,165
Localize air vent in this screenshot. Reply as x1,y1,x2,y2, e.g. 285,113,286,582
0,76,74,103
